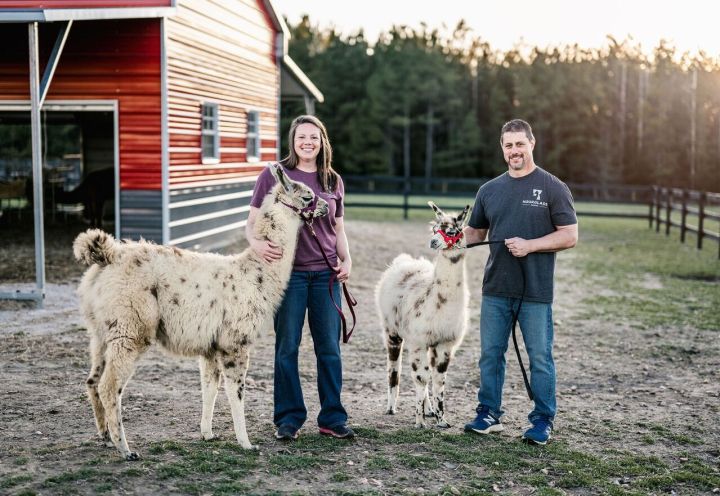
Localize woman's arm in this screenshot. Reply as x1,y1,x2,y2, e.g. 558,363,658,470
245,206,283,263
334,216,351,283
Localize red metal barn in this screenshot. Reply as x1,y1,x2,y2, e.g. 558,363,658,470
0,0,322,252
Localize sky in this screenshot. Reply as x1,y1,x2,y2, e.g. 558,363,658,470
273,0,720,58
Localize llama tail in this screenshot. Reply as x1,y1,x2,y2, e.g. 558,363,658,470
73,229,118,267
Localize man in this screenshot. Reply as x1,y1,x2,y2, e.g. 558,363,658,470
463,119,578,445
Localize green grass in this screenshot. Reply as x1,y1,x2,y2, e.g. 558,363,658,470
572,217,720,330
0,474,33,489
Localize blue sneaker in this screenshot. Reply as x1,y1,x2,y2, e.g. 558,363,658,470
522,418,553,445
464,405,503,435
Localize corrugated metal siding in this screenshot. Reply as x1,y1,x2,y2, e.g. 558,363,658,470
1,1,171,8
166,0,279,187
120,189,162,242
168,177,257,250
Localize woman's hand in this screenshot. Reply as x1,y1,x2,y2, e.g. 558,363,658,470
335,259,351,283
250,238,283,263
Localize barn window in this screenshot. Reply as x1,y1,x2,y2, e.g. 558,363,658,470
201,103,219,163
246,110,260,162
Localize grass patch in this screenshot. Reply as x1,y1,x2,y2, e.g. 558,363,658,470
0,474,33,489
571,217,720,330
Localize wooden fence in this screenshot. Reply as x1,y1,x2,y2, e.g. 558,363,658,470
651,187,720,258
343,176,720,258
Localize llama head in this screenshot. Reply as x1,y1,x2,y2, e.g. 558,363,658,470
428,202,470,250
270,164,329,217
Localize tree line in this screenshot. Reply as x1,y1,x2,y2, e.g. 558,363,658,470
282,16,720,192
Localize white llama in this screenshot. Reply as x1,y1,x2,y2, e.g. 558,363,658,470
74,164,327,460
375,202,470,428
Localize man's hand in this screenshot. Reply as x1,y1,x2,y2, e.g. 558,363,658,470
250,238,283,263
505,237,532,257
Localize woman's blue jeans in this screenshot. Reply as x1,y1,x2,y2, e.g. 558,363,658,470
273,269,347,430
477,295,556,423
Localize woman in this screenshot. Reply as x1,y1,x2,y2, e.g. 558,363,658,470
245,115,354,440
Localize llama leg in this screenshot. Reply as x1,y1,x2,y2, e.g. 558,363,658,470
409,347,431,428
99,338,147,460
385,331,404,415
221,346,255,450
431,342,454,428
199,355,222,440
86,334,110,444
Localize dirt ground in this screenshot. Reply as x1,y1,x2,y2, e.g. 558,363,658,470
0,219,718,495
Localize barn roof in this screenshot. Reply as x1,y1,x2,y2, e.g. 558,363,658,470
0,2,174,22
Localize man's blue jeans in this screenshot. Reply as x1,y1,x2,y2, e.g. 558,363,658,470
477,295,556,423
273,269,347,430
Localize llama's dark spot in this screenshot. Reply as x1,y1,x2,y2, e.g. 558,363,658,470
86,378,95,385
106,319,117,329
172,295,179,305
224,361,235,368
134,258,142,267
437,361,449,373
213,272,219,279
389,370,399,388
449,254,462,264
399,271,417,285
180,277,186,283
415,312,421,318
195,283,199,289
438,400,444,412
237,386,245,400
210,338,218,352
118,388,122,394
388,345,401,361
150,286,158,298
388,333,402,345
232,284,236,292
210,299,216,308
256,275,263,285
416,375,423,382
436,279,441,285
173,247,183,257
228,274,234,280
414,298,425,309
411,362,418,371
437,293,447,304
163,283,170,289
271,222,276,230
430,354,436,367
457,282,461,287
223,281,227,288
240,336,248,346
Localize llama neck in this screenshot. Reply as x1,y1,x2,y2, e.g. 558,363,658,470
433,250,466,288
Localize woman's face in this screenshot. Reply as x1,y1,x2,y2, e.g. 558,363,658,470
293,123,322,163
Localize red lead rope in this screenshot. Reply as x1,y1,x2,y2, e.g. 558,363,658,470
304,220,358,344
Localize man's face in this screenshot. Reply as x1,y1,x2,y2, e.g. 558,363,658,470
501,131,535,171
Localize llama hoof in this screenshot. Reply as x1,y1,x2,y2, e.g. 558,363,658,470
203,435,221,442
435,420,451,429
414,423,427,429
125,452,141,461
385,408,396,415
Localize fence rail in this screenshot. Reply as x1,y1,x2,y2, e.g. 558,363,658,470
343,176,720,258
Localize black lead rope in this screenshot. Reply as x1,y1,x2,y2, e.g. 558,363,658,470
465,239,534,401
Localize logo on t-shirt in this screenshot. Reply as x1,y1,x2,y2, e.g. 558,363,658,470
523,188,548,208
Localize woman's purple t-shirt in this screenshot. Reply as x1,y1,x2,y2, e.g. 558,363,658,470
249,164,345,272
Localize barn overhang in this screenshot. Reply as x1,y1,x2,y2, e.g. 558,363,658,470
281,55,324,114
0,6,175,23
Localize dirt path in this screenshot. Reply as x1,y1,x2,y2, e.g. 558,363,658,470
0,220,718,494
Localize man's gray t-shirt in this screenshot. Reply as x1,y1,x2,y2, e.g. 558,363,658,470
468,167,576,303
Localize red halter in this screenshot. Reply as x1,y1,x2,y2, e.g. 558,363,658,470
437,229,464,248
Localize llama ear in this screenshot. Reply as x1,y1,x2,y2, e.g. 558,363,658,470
270,163,292,193
457,205,470,226
428,201,443,219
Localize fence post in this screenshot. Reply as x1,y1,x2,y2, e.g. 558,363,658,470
665,188,672,236
697,192,705,250
649,186,656,229
655,187,662,232
680,190,688,244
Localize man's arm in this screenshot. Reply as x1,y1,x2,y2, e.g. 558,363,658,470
505,223,578,258
464,226,488,246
